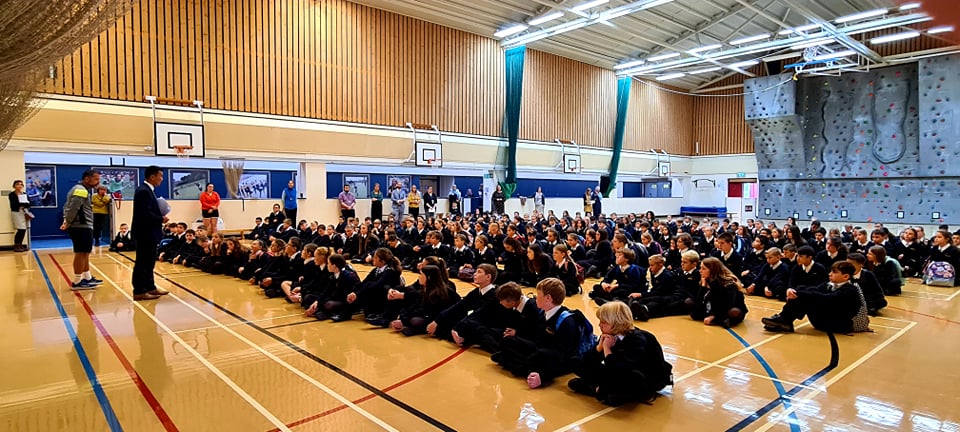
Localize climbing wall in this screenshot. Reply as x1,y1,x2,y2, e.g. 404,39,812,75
749,59,960,224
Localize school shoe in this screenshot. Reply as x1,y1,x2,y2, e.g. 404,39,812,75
71,280,98,290
330,313,351,323
631,303,650,322
365,315,389,328
88,277,104,286
133,292,161,301
568,378,597,397
313,311,329,321
760,315,794,333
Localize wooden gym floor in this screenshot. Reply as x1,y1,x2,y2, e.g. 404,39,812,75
3,248,960,431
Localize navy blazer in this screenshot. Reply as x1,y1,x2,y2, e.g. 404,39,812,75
131,183,163,243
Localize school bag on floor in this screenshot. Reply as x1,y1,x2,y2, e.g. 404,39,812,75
556,309,598,357
923,261,956,287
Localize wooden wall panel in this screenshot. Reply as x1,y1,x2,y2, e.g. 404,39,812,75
41,0,505,137
623,79,695,156
692,88,753,156
520,49,617,149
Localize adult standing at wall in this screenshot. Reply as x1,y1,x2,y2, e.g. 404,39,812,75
492,184,506,215
390,180,405,224
339,184,356,220
282,180,298,223
593,186,603,218
583,188,594,217
534,186,545,215
91,185,112,247
407,185,422,219
132,166,170,301
447,185,461,216
200,183,221,235
463,188,474,215
370,183,383,221
423,186,437,219
8,180,31,252
61,169,102,289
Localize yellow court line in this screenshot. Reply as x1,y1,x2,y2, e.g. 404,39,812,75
85,263,293,432
667,353,824,392
552,321,812,432
752,321,917,432
99,255,401,432
172,313,306,334
946,288,960,301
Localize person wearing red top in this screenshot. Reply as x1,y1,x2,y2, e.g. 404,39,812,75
200,183,221,235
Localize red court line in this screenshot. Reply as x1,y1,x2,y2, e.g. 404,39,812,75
49,255,180,432
271,347,468,431
887,306,960,326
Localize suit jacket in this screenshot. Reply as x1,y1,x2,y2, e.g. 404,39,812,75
131,183,163,244
789,262,828,291
711,250,744,278
753,262,790,299
648,269,677,298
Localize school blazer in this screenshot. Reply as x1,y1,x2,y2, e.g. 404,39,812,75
789,262,828,291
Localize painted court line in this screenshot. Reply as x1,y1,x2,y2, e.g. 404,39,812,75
552,322,812,432
900,289,950,297
887,306,960,326
95,257,401,432
172,313,305,334
726,329,801,432
48,255,179,432
84,263,293,432
35,252,124,432
752,322,917,432
668,353,823,392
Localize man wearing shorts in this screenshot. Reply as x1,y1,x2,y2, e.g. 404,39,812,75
61,169,102,289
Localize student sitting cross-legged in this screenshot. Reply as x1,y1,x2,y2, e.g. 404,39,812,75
745,248,790,300
789,246,828,292
426,263,499,342
451,282,539,353
339,248,403,322
589,248,647,306
568,302,673,407
310,254,362,320
275,243,318,301
371,256,455,328
690,257,749,328
762,261,869,334
491,278,588,389
385,264,461,336
847,253,887,316
109,223,136,252
551,244,583,297
289,246,331,306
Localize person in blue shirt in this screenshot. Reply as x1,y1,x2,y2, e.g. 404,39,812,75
389,180,406,226
282,180,298,223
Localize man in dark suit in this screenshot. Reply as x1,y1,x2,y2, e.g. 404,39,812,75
131,166,170,301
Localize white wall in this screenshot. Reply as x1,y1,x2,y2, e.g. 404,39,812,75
0,151,26,246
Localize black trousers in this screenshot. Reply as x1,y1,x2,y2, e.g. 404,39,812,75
284,208,298,224
14,229,26,246
93,213,109,245
494,336,571,386
132,236,158,295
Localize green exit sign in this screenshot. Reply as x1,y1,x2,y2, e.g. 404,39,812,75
736,172,746,178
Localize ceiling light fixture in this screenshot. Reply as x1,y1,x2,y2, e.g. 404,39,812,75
763,51,804,62
529,11,564,26
870,31,920,44
928,26,954,34
835,8,888,24
656,72,686,81
640,0,676,9
494,24,528,38
688,67,721,74
571,0,609,12
614,59,646,70
729,34,770,45
811,50,856,61
689,44,723,53
778,23,821,35
648,52,680,61
899,2,921,11
729,60,759,68
790,38,835,50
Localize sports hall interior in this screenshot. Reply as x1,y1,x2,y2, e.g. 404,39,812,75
1,0,959,431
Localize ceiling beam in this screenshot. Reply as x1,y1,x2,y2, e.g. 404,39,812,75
642,0,759,57
780,0,884,63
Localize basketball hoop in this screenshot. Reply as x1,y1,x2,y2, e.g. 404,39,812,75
174,145,193,164
426,158,441,168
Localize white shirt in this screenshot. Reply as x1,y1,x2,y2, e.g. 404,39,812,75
515,298,529,313
770,261,782,271
652,268,664,278
803,263,813,273
144,181,155,192
544,304,562,321
479,284,496,295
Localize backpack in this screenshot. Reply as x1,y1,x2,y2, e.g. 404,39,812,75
556,309,598,358
574,262,586,284
850,285,871,333
923,261,956,287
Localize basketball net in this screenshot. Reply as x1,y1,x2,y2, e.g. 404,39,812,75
174,145,193,165
427,158,440,169
113,191,122,210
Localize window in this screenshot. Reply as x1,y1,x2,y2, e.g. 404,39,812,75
641,180,671,198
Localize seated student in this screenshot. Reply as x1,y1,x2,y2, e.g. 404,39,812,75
665,233,694,271
275,243,318,300
238,240,267,281
250,239,287,286
413,230,451,263
266,204,285,230
589,248,647,305
245,217,268,240
710,232,743,277
789,246,828,291
384,233,415,270
157,222,187,262
695,226,717,257
926,229,960,285
809,231,827,253
739,235,769,286
472,235,498,267
868,245,903,296
171,229,201,265
492,278,585,389
568,302,673,406
352,223,380,263
451,282,539,353
260,238,302,292
762,261,869,334
847,253,887,315
566,233,588,263
551,244,582,296
109,223,136,252
339,248,403,322
872,228,905,264
196,232,228,271
271,218,299,243
629,254,675,321
318,225,344,252
581,229,614,279
815,237,848,270
290,246,331,305
497,237,526,284
691,257,748,328
520,243,554,287
219,238,249,277
427,263,499,341
746,248,790,300
385,264,461,336
339,224,361,259
782,244,799,272
447,234,476,278
895,227,924,277
310,254,362,320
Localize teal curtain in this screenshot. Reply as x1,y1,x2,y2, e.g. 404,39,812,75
502,46,525,198
605,76,632,197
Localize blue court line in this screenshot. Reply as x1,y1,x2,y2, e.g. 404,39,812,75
725,332,840,432
726,328,802,432
34,251,123,432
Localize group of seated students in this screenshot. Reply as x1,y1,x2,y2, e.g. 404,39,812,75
140,207,959,402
